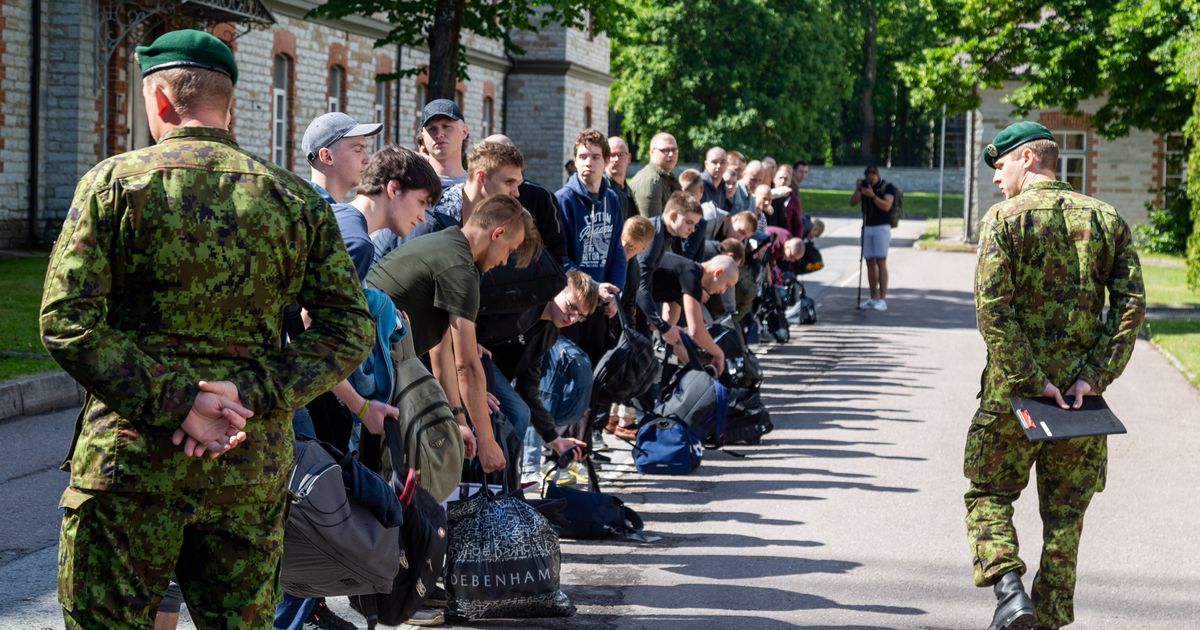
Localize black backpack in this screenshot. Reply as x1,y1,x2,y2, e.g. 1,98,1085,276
707,317,763,391
478,249,566,316
591,301,658,407
888,184,904,228
722,389,774,445
351,420,449,629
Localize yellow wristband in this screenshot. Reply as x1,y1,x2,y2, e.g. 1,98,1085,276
358,400,371,418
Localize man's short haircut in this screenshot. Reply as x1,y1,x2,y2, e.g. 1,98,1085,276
143,67,233,117
1023,139,1059,171
467,141,524,177
622,215,654,248
664,190,702,217
732,211,758,228
565,269,600,314
703,254,739,278
468,194,543,268
864,164,880,175
720,238,745,265
792,159,809,169
784,238,805,260
356,145,443,200
727,150,746,163
573,128,611,161
677,169,703,196
743,160,763,178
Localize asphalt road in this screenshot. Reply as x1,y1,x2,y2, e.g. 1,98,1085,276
3,217,1198,629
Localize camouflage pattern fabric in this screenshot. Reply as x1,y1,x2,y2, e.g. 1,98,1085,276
968,180,1144,628
58,482,286,629
40,126,373,493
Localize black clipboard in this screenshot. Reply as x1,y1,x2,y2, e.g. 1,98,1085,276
1009,396,1127,442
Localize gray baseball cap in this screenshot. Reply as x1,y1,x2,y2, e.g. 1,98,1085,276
419,99,464,128
302,112,382,163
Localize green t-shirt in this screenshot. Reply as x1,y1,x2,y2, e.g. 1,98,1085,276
366,227,481,356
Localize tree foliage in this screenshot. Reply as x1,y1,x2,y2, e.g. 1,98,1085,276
904,0,1200,288
309,0,616,101
609,0,849,162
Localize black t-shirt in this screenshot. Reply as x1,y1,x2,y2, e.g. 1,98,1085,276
651,252,703,304
861,179,898,227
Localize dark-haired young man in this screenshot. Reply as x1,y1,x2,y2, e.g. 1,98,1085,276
849,164,897,311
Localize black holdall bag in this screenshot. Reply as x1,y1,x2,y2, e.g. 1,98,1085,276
707,316,763,391
591,295,658,407
888,184,904,228
722,388,774,446
350,419,449,630
540,452,656,542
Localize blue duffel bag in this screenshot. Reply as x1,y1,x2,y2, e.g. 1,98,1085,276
632,413,703,475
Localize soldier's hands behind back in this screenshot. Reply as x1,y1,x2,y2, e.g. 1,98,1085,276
174,381,253,458
1041,381,1069,410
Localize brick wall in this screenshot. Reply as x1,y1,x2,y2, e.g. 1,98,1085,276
506,73,566,188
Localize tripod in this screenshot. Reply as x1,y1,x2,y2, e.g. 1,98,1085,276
856,208,866,309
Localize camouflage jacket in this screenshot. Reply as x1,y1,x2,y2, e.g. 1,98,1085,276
40,127,373,493
974,180,1145,413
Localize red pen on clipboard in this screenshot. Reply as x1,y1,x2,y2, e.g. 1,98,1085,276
1017,409,1035,429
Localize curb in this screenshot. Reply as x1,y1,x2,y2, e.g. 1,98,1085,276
0,371,83,422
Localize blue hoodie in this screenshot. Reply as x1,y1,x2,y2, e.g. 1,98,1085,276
555,173,626,290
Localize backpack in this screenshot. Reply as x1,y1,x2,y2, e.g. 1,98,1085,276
707,317,763,392
591,302,658,407
540,337,593,426
654,334,729,445
373,332,465,504
888,184,904,228
350,420,450,628
632,412,703,475
722,389,774,445
281,437,403,598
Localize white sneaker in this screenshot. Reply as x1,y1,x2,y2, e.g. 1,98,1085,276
873,299,888,311
858,298,875,309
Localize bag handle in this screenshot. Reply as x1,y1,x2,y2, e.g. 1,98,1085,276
383,419,421,506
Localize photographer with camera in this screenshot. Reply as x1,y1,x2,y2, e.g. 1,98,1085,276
849,165,896,311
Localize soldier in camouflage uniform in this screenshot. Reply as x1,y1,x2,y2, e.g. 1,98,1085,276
967,121,1145,630
39,30,373,629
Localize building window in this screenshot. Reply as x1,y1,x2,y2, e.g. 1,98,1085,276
456,89,465,113
584,105,593,129
273,54,293,167
1164,132,1188,189
586,11,595,41
415,82,428,140
482,96,494,138
328,65,346,113
374,82,389,152
1053,131,1086,191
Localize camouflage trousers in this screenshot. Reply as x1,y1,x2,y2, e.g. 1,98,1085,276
58,480,286,629
963,407,1107,628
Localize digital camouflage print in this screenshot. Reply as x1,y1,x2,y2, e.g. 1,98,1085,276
40,126,373,493
58,482,286,629
967,180,1145,628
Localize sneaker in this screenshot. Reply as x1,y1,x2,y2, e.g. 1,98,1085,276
303,599,357,630
858,298,875,309
424,584,448,609
404,608,445,626
873,299,888,311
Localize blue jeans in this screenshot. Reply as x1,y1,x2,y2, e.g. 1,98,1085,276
491,363,531,473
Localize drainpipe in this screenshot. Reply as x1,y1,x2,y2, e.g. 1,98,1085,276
26,0,42,247
395,44,402,145
501,52,515,135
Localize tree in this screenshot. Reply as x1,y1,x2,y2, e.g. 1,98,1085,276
609,0,849,162
903,0,1200,287
309,0,616,102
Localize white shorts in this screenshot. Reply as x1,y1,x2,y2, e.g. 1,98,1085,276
863,224,891,259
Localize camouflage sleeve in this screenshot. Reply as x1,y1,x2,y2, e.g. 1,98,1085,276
40,171,200,427
1076,219,1146,391
233,198,374,414
974,212,1048,395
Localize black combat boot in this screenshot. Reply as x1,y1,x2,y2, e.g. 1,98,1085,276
988,571,1035,630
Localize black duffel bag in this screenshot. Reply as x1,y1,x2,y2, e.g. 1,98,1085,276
591,297,658,407
540,453,654,542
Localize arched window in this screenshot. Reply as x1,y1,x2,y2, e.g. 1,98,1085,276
584,105,593,129
272,54,293,167
375,82,390,152
482,96,494,138
328,65,346,113
414,82,428,140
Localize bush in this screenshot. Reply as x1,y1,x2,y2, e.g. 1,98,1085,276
1136,185,1193,255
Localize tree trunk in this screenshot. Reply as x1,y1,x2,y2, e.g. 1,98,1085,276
426,0,464,102
859,8,877,165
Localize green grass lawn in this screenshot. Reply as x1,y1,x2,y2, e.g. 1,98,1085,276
1141,259,1200,307
801,188,964,219
0,255,56,381
1145,319,1200,387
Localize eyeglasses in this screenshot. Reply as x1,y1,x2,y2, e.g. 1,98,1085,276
564,300,586,323
651,147,678,155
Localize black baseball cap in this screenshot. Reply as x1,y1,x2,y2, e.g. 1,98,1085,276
419,99,464,128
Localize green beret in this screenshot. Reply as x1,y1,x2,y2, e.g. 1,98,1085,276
982,121,1055,168
135,29,238,85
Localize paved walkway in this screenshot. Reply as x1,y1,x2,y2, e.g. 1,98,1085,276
3,219,1198,628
